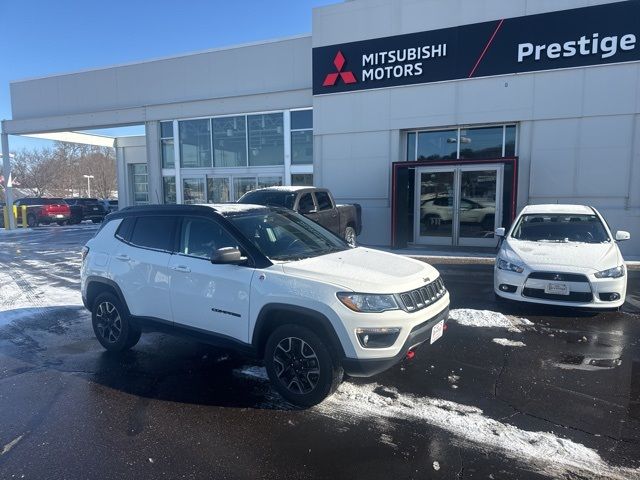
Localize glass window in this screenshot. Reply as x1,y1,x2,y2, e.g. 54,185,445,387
291,110,312,130
257,176,283,189
292,174,313,186
407,132,416,161
207,177,230,204
179,217,238,259
182,178,206,204
233,177,257,201
163,177,176,204
228,210,347,262
162,139,175,169
291,130,313,165
130,216,176,251
459,126,504,160
237,190,296,209
179,119,212,168
315,192,333,211
130,164,149,205
212,116,247,167
417,130,458,161
298,193,314,213
511,214,609,243
505,125,516,157
160,121,174,139
248,113,284,166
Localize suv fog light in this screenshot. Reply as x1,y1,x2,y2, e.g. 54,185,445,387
356,327,401,348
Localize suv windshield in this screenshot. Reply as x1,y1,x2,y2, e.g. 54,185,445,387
227,209,348,261
238,191,296,210
511,214,610,243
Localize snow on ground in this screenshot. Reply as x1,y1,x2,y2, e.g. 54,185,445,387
492,338,527,347
318,382,639,480
450,309,533,332
235,366,638,479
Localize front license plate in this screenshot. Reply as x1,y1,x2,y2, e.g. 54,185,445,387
430,319,444,344
55,214,64,218
545,282,569,295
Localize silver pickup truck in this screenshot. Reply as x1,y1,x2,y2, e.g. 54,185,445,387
238,187,362,246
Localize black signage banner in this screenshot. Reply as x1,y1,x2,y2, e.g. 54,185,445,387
312,1,640,95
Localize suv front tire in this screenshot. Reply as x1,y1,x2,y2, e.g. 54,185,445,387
91,292,141,352
264,324,343,407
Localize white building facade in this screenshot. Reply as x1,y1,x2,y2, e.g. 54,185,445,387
3,0,640,255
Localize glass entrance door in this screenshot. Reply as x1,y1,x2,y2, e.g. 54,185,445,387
415,165,503,247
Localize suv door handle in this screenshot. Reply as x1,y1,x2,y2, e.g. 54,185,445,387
115,254,130,261
171,265,191,273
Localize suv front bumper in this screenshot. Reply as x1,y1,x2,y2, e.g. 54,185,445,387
342,306,449,377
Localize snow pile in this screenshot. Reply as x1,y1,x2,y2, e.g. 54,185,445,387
317,382,640,480
492,338,527,348
235,365,269,381
450,309,533,332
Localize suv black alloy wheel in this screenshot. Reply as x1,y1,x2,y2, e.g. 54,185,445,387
264,324,343,407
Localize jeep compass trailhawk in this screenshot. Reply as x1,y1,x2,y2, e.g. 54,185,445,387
81,205,450,406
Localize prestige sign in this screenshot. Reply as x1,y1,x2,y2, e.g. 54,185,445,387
312,1,640,95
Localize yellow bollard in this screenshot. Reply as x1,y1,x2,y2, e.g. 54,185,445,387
21,205,27,228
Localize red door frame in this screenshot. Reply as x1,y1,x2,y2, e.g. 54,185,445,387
391,157,518,247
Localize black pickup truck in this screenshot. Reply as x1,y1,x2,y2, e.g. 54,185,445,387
238,187,362,246
64,198,107,223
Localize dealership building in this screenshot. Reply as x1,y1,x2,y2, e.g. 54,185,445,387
2,0,639,256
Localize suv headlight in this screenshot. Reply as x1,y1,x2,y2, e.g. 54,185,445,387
497,258,524,274
337,293,399,313
594,265,625,279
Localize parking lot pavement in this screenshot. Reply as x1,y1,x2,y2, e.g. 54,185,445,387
1,226,639,480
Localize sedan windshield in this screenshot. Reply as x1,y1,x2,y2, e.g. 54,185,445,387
511,214,610,243
227,209,348,261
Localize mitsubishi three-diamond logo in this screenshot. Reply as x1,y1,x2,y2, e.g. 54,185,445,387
322,51,357,87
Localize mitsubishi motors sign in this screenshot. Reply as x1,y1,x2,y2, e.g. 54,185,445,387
312,1,640,95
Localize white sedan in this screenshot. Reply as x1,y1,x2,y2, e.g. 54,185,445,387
494,204,630,309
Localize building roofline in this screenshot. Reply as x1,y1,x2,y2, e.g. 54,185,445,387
10,33,312,84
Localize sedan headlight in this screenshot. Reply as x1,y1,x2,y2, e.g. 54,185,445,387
594,265,625,279
497,258,524,274
337,293,399,313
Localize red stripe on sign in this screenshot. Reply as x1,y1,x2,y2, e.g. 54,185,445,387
323,72,339,86
340,71,357,84
468,19,505,78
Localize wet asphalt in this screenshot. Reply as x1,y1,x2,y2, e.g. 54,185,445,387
0,225,639,480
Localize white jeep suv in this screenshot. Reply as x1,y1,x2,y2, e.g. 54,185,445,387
81,204,450,406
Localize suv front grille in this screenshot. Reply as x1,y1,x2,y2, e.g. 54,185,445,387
399,277,446,312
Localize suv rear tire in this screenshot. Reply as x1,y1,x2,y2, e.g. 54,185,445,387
264,324,343,407
91,292,141,352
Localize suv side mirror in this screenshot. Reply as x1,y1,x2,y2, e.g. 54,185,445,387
615,231,630,241
211,247,247,265
495,227,506,237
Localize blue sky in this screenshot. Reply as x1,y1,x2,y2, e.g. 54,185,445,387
0,0,334,151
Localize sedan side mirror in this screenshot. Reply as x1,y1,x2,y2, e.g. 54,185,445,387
211,247,247,265
495,227,506,237
615,231,631,241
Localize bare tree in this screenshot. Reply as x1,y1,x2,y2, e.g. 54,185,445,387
8,142,117,199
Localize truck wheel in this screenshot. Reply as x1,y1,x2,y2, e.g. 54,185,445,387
344,226,357,247
91,292,141,352
26,214,37,228
91,218,102,224
264,324,343,407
